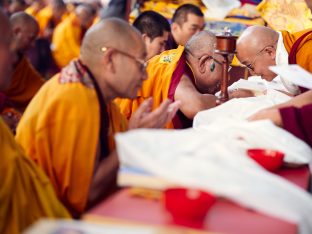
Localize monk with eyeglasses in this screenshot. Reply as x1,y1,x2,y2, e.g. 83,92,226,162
116,30,227,129
237,25,312,84
16,18,180,217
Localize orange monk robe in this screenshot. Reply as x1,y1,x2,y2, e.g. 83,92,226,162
282,28,312,73
0,117,70,234
3,56,45,111
16,60,127,216
116,45,193,129
51,13,84,68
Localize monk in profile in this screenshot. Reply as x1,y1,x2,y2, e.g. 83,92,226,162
3,12,44,112
0,9,69,234
16,18,179,217
116,30,226,129
51,3,95,68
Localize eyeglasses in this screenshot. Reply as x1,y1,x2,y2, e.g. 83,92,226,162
101,46,148,71
241,41,277,72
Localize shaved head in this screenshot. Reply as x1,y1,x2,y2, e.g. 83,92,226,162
10,12,39,54
10,11,38,28
236,26,279,80
81,18,144,68
75,4,95,28
237,25,278,63
0,9,13,90
80,18,147,100
185,30,216,57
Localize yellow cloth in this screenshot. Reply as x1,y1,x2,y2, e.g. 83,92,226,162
16,60,127,216
51,14,82,68
282,29,312,73
25,5,40,17
0,117,70,234
116,46,185,129
35,6,69,37
257,0,312,32
3,56,45,111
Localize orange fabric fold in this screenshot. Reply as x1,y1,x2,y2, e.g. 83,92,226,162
4,56,45,111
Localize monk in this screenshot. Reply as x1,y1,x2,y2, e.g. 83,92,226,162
3,12,45,112
248,90,312,147
16,18,179,217
116,30,227,129
35,0,68,40
51,3,95,68
166,4,205,50
236,25,312,84
133,10,170,60
0,9,69,234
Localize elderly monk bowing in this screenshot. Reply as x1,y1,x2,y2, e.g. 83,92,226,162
51,3,95,68
249,90,312,147
237,26,312,85
3,12,45,112
0,9,70,234
16,18,179,217
116,30,226,129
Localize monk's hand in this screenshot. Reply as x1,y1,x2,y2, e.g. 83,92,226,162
129,98,181,129
229,88,256,98
247,108,283,127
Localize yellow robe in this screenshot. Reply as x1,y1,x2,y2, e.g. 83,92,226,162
3,56,45,111
282,29,312,73
0,117,70,234
116,45,186,129
51,14,83,68
35,6,68,37
16,60,127,216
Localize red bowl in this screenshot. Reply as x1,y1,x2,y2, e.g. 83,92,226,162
247,148,285,172
163,188,216,222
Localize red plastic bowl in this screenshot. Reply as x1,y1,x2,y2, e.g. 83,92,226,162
163,188,216,222
247,148,285,172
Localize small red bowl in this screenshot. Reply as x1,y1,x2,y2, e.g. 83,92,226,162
247,148,284,172
163,188,216,222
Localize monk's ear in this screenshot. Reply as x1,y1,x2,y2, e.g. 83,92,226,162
142,34,151,43
198,55,208,73
171,22,179,33
102,48,115,73
12,27,21,36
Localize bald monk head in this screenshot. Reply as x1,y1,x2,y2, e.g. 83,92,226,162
80,18,147,100
75,4,95,29
185,30,225,94
0,9,13,90
237,25,279,81
10,12,39,55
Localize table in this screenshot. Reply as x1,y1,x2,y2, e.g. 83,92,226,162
85,165,310,234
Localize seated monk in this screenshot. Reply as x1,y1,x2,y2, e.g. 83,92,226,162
16,18,179,217
165,4,205,50
116,30,227,129
0,9,70,234
3,12,45,112
51,3,95,68
236,25,312,94
249,90,312,147
35,0,68,40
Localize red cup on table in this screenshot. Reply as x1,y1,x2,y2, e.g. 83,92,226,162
163,187,216,222
247,148,285,172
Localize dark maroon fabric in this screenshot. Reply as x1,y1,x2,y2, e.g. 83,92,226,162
165,33,178,50
280,104,312,147
288,30,312,93
0,92,7,112
168,52,194,129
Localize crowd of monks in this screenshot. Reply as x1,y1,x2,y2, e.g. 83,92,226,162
0,0,312,233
